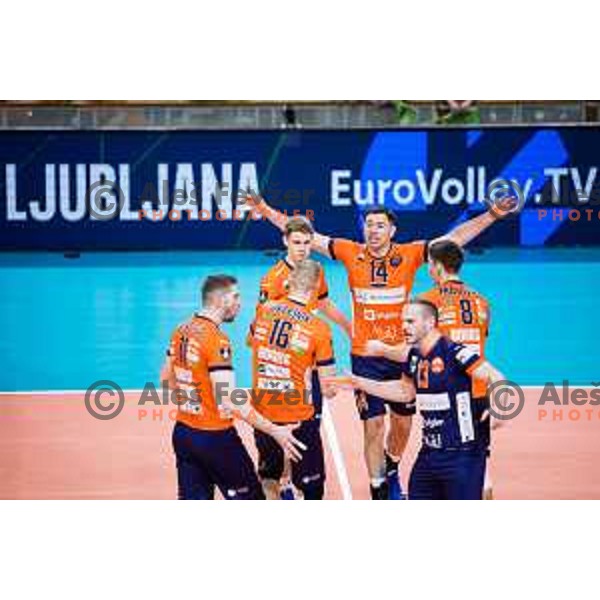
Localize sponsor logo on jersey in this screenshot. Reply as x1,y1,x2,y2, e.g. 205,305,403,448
257,346,291,366
354,286,406,305
431,357,445,374
290,333,310,351
257,377,293,391
174,367,193,383
258,363,291,378
450,328,481,343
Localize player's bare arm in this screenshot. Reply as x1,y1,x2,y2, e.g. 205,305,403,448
160,353,176,389
318,364,338,399
364,339,410,362
209,369,307,461
431,196,518,248
351,374,416,404
243,192,333,258
472,360,508,429
317,298,352,338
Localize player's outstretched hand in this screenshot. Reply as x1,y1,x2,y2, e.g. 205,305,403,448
273,424,307,462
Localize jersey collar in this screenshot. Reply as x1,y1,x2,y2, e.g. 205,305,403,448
287,297,308,308
193,312,219,328
364,242,395,261
282,257,295,270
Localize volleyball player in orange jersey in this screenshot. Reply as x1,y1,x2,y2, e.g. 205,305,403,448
249,260,337,500
256,217,351,332
249,217,350,496
161,274,305,500
245,192,515,499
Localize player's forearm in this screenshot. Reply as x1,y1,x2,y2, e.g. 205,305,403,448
353,376,413,403
473,361,505,389
160,359,176,389
440,211,496,248
319,300,352,337
241,406,282,437
318,365,338,398
251,196,288,232
225,389,281,436
381,343,410,362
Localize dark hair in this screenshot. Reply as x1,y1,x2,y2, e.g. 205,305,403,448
363,207,396,226
284,216,315,237
428,239,464,274
409,298,439,324
202,274,238,304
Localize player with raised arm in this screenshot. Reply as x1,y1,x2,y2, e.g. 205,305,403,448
162,274,305,500
244,191,514,500
346,299,505,500
249,260,337,500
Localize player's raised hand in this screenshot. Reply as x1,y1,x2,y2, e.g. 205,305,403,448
238,188,264,209
272,424,307,462
488,195,519,219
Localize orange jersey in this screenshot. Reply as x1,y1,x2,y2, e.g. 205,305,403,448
329,238,426,355
250,298,335,423
420,280,490,398
258,258,329,311
168,314,234,431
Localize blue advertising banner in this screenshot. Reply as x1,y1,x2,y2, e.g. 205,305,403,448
1,127,599,249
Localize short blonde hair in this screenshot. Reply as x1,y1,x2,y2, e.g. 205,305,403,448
288,259,321,294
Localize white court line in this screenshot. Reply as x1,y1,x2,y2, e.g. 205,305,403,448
321,399,353,501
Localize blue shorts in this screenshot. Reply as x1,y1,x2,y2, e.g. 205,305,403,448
351,354,416,420
409,448,487,500
172,422,265,500
254,418,325,494
311,369,323,422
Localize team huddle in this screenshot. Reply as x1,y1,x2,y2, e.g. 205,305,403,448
162,193,514,500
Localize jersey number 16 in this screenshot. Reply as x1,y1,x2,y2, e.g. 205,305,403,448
269,319,293,349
